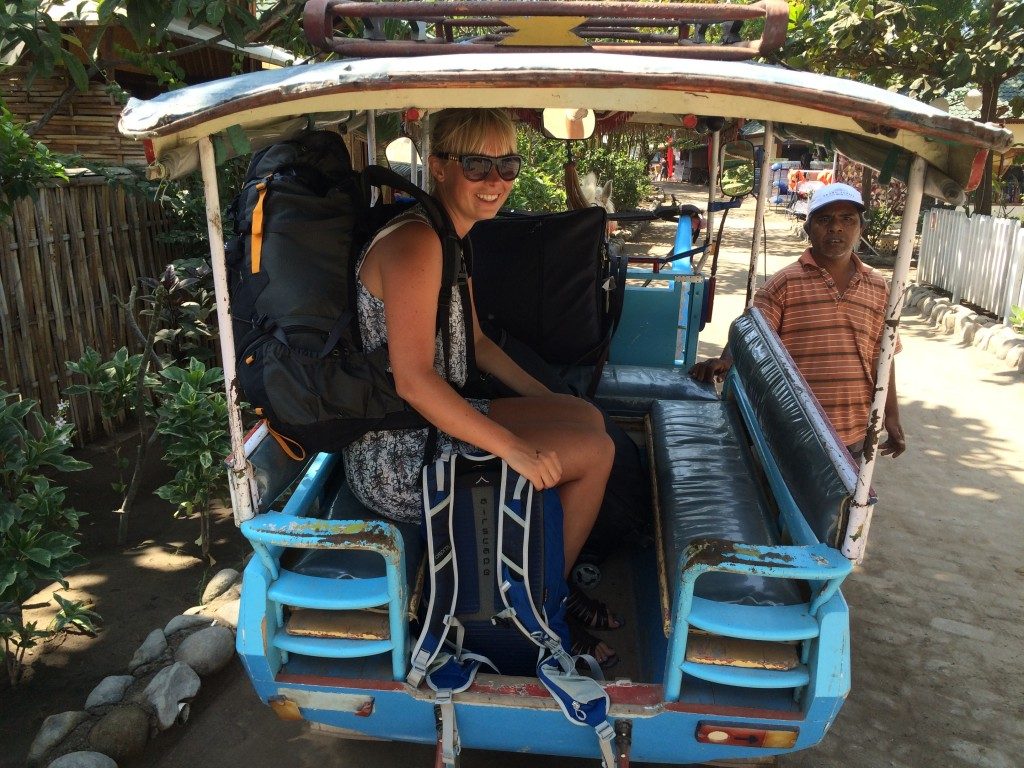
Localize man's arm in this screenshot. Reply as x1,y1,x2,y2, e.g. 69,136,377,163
878,360,906,458
689,347,733,383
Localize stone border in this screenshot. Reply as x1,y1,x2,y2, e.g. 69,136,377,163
905,284,1024,372
26,569,244,768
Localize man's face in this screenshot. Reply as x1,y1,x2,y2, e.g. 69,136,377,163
808,201,862,261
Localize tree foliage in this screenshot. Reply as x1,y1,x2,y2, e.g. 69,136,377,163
0,104,68,219
778,0,1024,213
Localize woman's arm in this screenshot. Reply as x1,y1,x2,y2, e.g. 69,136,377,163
375,224,560,487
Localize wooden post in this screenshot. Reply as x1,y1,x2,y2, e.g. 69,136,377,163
843,155,927,563
198,137,255,525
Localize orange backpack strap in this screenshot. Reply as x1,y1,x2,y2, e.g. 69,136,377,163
265,421,307,461
250,180,270,273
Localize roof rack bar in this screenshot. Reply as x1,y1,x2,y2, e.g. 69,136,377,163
304,0,788,60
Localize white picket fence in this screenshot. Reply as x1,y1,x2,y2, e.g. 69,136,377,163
917,208,1024,322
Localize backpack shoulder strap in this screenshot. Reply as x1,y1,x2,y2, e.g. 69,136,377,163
408,452,460,688
496,462,618,768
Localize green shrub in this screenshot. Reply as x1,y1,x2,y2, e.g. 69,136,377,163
0,386,95,686
0,104,68,219
507,131,652,213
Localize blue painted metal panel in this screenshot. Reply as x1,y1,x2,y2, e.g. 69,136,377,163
255,678,822,764
687,598,819,641
272,634,394,658
680,660,810,688
267,570,390,609
609,270,684,366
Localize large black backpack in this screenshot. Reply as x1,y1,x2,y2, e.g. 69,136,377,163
225,130,467,454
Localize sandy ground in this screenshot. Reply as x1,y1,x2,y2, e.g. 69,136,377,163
6,183,1023,768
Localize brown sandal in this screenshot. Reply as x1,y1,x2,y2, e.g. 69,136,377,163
565,586,623,630
570,627,619,671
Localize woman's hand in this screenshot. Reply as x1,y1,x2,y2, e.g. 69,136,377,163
505,442,563,490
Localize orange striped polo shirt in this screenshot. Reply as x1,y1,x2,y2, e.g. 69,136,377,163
753,249,900,445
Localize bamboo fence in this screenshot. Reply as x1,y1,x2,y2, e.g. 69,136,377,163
0,176,174,443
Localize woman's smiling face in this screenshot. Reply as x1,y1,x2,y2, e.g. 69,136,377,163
430,134,517,236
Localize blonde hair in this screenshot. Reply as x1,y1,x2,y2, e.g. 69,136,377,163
430,108,517,156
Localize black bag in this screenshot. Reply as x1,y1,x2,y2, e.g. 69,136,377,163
477,328,651,574
468,207,627,396
226,131,467,453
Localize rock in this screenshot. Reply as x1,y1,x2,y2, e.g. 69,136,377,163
962,320,983,344
87,704,150,761
205,582,241,609
928,299,952,325
128,628,167,672
28,711,90,766
85,675,135,710
990,326,1019,359
143,661,201,730
1006,342,1024,369
164,614,214,636
46,752,118,768
215,598,240,629
201,568,241,604
951,306,978,339
175,625,235,676
973,324,998,350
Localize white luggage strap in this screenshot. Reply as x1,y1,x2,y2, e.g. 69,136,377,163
496,464,618,768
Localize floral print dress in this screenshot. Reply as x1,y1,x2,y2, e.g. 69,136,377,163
342,208,488,522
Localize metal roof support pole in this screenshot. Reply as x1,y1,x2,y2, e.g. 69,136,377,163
367,110,379,203
746,120,775,307
199,136,255,525
843,154,927,563
706,129,720,237
421,112,431,191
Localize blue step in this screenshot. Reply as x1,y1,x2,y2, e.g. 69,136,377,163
688,597,820,641
681,660,810,688
268,570,390,610
272,632,394,659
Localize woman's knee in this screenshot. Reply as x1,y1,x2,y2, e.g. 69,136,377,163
550,393,606,432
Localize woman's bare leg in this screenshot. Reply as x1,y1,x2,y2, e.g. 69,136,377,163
488,394,613,574
489,394,616,663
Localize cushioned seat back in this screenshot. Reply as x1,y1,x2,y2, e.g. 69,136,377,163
469,207,615,366
728,309,861,548
652,399,804,607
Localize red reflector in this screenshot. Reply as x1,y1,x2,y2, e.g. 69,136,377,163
696,722,798,749
143,139,156,164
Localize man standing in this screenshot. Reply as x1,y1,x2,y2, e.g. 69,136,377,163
691,183,906,459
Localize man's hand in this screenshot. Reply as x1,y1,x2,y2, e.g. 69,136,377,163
689,357,731,383
879,413,906,458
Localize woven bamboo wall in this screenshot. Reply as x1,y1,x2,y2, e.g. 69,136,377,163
0,177,174,443
2,67,148,167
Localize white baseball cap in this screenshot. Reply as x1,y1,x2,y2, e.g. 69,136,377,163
807,183,866,217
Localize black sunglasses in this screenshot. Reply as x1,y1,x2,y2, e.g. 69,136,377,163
435,153,522,182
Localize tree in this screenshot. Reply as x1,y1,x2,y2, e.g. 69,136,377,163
778,0,1024,214
0,1,311,136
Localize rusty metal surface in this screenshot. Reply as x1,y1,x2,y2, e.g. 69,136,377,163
303,0,788,60
684,634,799,671
286,608,391,640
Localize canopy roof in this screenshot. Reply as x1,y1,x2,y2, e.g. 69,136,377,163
119,52,1013,201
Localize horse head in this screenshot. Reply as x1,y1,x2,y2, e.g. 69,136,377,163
580,171,616,236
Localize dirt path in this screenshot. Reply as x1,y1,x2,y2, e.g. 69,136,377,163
5,185,1022,768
